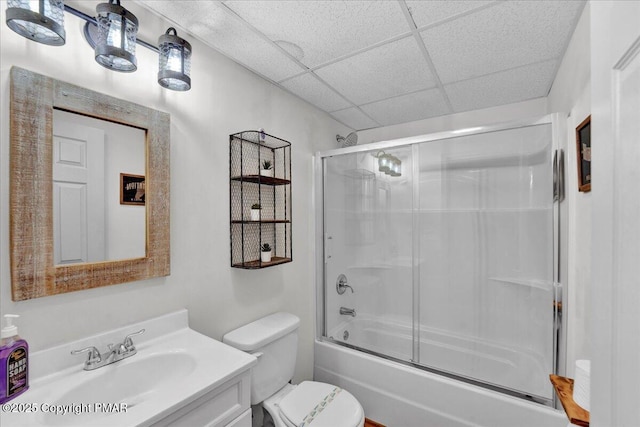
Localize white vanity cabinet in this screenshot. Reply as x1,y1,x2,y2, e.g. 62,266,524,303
153,371,252,427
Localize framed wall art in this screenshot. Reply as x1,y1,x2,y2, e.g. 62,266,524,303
576,115,591,192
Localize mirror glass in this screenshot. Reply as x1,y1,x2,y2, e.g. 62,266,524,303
10,66,170,301
52,110,146,265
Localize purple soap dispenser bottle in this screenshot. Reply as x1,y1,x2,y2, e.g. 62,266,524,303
0,314,29,403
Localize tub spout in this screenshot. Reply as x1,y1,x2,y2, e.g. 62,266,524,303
340,307,356,317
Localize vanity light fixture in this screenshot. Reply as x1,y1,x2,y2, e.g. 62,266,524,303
375,151,401,177
158,27,192,91
94,0,138,72
5,0,66,46
5,1,194,90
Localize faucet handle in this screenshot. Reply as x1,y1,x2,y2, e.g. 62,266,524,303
109,342,128,354
123,329,145,351
336,274,354,295
71,346,102,364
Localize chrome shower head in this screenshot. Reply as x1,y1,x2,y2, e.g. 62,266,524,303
337,132,358,148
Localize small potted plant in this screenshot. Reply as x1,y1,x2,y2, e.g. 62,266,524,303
260,160,273,177
251,203,261,221
261,243,272,263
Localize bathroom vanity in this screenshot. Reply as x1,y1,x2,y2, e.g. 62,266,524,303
0,310,256,427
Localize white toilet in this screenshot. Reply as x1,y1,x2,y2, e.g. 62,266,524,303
223,312,365,427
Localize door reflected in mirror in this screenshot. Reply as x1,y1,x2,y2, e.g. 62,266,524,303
53,109,146,265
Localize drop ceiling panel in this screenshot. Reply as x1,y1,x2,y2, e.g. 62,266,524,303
331,108,379,130
444,60,558,113
421,0,585,84
140,1,305,82
280,73,352,113
141,1,586,131
405,0,494,28
315,36,437,106
360,88,450,127
223,0,409,68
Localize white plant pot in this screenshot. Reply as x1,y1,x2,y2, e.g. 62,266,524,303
260,169,273,177
250,209,261,221
261,251,272,263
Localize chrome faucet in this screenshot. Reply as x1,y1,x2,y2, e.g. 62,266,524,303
340,307,356,317
71,329,145,371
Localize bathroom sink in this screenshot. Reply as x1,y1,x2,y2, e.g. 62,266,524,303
41,351,198,426
0,310,257,427
54,351,197,405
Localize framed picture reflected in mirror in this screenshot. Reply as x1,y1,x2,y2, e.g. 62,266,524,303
120,173,146,205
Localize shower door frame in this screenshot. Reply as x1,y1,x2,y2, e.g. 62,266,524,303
314,113,566,405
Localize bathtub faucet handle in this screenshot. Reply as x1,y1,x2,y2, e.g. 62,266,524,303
336,274,354,294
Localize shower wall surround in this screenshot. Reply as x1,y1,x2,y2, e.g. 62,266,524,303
0,2,348,383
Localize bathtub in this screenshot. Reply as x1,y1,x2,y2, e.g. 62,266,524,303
315,316,565,427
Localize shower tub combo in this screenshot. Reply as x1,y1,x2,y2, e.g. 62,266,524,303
314,116,566,426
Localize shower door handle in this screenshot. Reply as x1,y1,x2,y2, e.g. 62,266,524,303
324,234,333,262
553,149,565,203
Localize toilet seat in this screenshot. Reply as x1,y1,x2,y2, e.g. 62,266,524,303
277,381,364,427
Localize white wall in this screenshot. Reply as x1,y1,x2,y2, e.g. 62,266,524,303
0,0,349,383
590,1,640,425
547,2,591,379
103,118,146,260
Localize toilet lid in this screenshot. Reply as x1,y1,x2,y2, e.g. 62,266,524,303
278,381,364,427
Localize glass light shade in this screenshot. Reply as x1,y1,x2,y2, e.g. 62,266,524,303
94,0,138,72
378,153,391,173
6,0,65,46
387,156,395,176
390,157,401,177
158,27,191,91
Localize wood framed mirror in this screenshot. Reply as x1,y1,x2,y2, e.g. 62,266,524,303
10,67,170,301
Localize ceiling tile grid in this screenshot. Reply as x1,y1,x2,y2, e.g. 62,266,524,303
141,0,587,131
315,36,438,107
280,73,352,113
330,107,380,130
405,0,495,28
420,0,586,84
360,87,450,127
444,59,559,113
223,0,410,68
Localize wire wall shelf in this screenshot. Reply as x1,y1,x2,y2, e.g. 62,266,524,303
230,131,292,269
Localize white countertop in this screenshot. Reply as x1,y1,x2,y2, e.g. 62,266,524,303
0,310,256,427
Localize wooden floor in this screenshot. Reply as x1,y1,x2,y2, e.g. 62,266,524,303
365,418,386,427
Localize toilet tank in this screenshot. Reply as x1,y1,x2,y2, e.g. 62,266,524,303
222,312,300,405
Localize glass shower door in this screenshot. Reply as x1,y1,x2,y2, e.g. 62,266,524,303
319,120,559,402
416,124,555,400
323,146,414,361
